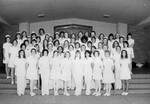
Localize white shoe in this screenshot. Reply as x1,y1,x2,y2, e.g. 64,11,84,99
18,94,21,96
121,92,125,95
54,92,59,96
64,92,70,96
95,93,101,96
103,93,108,96
92,92,97,95
106,93,110,96
124,92,128,95
30,92,36,96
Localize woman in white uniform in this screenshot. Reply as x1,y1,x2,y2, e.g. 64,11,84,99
26,48,38,96
38,49,50,96
92,50,103,96
83,50,93,95
60,51,72,96
72,50,84,96
120,50,132,96
113,46,122,90
8,40,19,84
14,50,26,96
3,35,12,79
103,50,115,96
50,50,61,96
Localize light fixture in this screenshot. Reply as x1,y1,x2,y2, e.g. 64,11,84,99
38,14,45,18
103,14,110,18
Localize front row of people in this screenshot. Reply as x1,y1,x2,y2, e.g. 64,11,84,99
14,48,132,96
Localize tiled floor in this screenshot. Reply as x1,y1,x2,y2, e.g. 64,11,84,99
0,93,150,104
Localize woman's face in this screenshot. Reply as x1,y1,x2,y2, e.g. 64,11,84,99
85,32,89,37
58,47,62,53
44,40,48,45
105,52,110,58
66,52,70,58
17,34,21,39
72,34,76,39
95,52,99,57
55,41,59,47
44,51,48,56
76,52,80,58
48,44,53,49
124,43,127,48
116,47,121,52
69,46,74,51
91,32,95,37
120,38,124,42
20,51,24,57
64,33,69,38
22,45,26,50
6,38,10,43
49,37,53,42
54,52,58,57
64,41,69,47
87,43,92,48
122,51,126,57
85,52,90,58
103,45,108,51
114,42,118,47
13,40,17,46
55,34,59,39
75,43,80,49
81,46,86,51
128,35,131,39
31,50,36,56
98,43,102,49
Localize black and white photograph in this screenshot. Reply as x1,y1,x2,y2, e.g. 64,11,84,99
0,0,150,104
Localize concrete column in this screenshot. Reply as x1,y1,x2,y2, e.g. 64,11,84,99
116,23,127,37
19,22,30,36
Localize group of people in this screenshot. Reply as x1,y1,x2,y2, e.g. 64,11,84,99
2,28,134,97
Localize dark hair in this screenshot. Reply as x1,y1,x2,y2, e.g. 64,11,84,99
93,50,100,57
23,39,29,44
112,40,119,48
31,39,37,44
34,44,40,52
98,33,105,40
42,49,49,56
31,33,37,40
108,33,114,40
5,36,11,42
123,41,129,48
39,28,45,35
127,33,132,40
43,39,48,49
36,36,41,42
31,48,37,53
119,36,125,43
91,31,96,36
57,46,64,53
53,39,60,46
64,51,71,58
12,39,18,45
85,50,91,58
75,50,81,59
105,50,111,55
16,32,22,39
53,50,58,57
21,31,27,38
121,50,128,59
75,42,80,48
18,49,26,58
20,43,26,49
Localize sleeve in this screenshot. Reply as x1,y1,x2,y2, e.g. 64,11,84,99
2,43,5,49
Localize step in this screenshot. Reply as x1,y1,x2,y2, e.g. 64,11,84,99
0,79,11,84
130,78,150,84
0,89,150,94
0,83,30,89
129,83,150,89
131,74,150,79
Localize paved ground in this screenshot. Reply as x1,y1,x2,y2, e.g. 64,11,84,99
0,93,150,104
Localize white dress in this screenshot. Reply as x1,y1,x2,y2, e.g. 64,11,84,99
72,58,84,95
26,56,38,80
128,39,135,58
8,46,19,68
14,58,26,95
60,58,72,81
3,42,12,64
93,57,103,80
120,58,131,80
113,52,122,89
39,56,50,95
83,58,93,95
50,57,61,80
103,58,115,83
